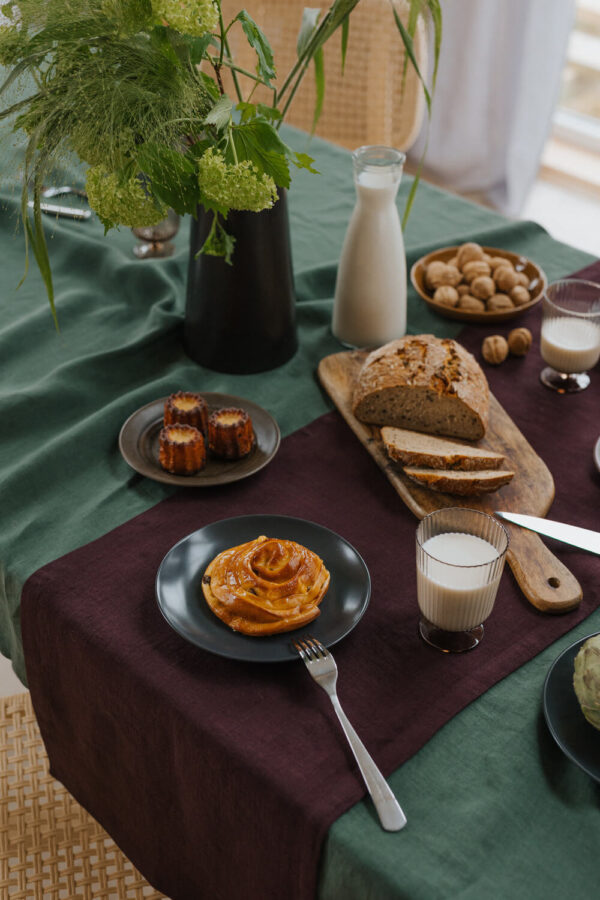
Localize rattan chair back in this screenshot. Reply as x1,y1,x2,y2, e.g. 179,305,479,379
218,0,427,150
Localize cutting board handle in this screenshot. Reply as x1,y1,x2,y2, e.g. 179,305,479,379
505,525,582,613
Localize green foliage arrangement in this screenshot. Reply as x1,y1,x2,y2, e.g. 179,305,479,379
0,0,441,324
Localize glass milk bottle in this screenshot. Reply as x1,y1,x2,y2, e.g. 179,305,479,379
332,145,407,348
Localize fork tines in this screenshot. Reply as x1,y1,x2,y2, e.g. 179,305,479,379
293,636,328,660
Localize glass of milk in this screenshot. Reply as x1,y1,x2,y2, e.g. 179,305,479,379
540,279,600,392
416,508,509,653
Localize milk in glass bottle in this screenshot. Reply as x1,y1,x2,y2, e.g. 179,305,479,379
332,145,407,348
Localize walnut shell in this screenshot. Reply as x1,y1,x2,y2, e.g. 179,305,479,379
470,275,496,300
488,256,509,271
433,285,460,307
487,293,514,311
462,259,492,282
457,284,471,296
508,327,532,356
482,334,509,365
457,294,485,312
447,255,459,269
494,265,519,292
510,285,531,306
514,271,530,288
456,242,484,269
425,261,462,289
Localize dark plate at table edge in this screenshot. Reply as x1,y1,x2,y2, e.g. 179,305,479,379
118,393,280,487
543,630,600,783
410,245,547,323
155,514,371,662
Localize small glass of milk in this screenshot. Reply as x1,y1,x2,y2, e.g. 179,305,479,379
540,279,600,393
416,508,509,653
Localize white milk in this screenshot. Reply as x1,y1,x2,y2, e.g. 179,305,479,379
541,316,600,373
417,532,501,632
332,169,407,347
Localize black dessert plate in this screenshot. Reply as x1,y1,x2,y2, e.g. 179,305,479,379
155,514,371,662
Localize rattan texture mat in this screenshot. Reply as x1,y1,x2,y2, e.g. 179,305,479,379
0,692,167,899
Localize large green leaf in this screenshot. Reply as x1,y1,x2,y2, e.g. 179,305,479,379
391,2,431,114
136,144,199,215
234,10,276,85
230,121,291,188
311,46,325,135
204,95,233,131
296,8,321,58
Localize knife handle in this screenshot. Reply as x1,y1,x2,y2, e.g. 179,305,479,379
505,524,582,613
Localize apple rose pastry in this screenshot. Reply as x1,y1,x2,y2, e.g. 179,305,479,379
202,535,330,635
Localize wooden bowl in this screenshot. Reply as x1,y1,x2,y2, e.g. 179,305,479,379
410,246,547,323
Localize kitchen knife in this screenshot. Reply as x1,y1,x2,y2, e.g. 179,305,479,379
495,511,600,555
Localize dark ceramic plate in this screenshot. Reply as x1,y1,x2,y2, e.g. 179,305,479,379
118,393,280,486
543,631,600,783
155,514,371,662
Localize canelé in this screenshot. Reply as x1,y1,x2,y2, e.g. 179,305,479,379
164,391,208,433
158,424,206,475
208,407,254,459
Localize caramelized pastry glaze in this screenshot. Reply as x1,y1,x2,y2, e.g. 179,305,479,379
202,535,330,635
164,391,208,433
208,407,254,459
158,424,206,475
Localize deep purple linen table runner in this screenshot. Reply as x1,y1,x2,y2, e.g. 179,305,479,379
21,265,600,900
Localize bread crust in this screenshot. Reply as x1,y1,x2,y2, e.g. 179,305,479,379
381,427,505,471
352,335,489,440
403,466,514,495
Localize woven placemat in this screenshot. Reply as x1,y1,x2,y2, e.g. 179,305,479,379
0,692,167,899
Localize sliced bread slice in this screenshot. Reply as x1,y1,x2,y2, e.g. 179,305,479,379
403,466,515,496
382,427,505,471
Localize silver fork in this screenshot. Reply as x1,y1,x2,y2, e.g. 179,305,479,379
293,637,407,831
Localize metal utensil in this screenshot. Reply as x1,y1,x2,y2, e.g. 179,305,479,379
495,511,600,555
293,637,407,831
28,186,91,220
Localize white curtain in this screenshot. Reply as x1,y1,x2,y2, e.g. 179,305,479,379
410,0,577,216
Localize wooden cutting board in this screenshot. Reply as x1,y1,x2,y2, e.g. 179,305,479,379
318,349,582,613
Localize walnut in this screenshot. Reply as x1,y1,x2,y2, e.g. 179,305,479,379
510,285,531,306
514,271,530,287
486,293,514,311
508,327,532,356
425,261,462,289
470,275,496,300
457,284,471,296
457,294,486,312
424,260,447,289
456,242,484,269
482,334,509,365
447,255,459,269
488,256,509,271
433,285,459,306
462,259,491,282
494,265,519,292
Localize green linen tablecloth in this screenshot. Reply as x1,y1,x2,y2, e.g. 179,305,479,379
1,126,598,899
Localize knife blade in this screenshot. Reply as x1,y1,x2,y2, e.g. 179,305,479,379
495,511,600,555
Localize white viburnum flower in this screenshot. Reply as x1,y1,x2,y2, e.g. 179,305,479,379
85,165,166,228
152,0,219,36
198,148,278,213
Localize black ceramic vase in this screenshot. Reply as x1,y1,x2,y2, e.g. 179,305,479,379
184,191,297,374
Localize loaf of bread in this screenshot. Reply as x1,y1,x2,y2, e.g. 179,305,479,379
403,466,514,495
382,427,505,470
352,335,489,440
